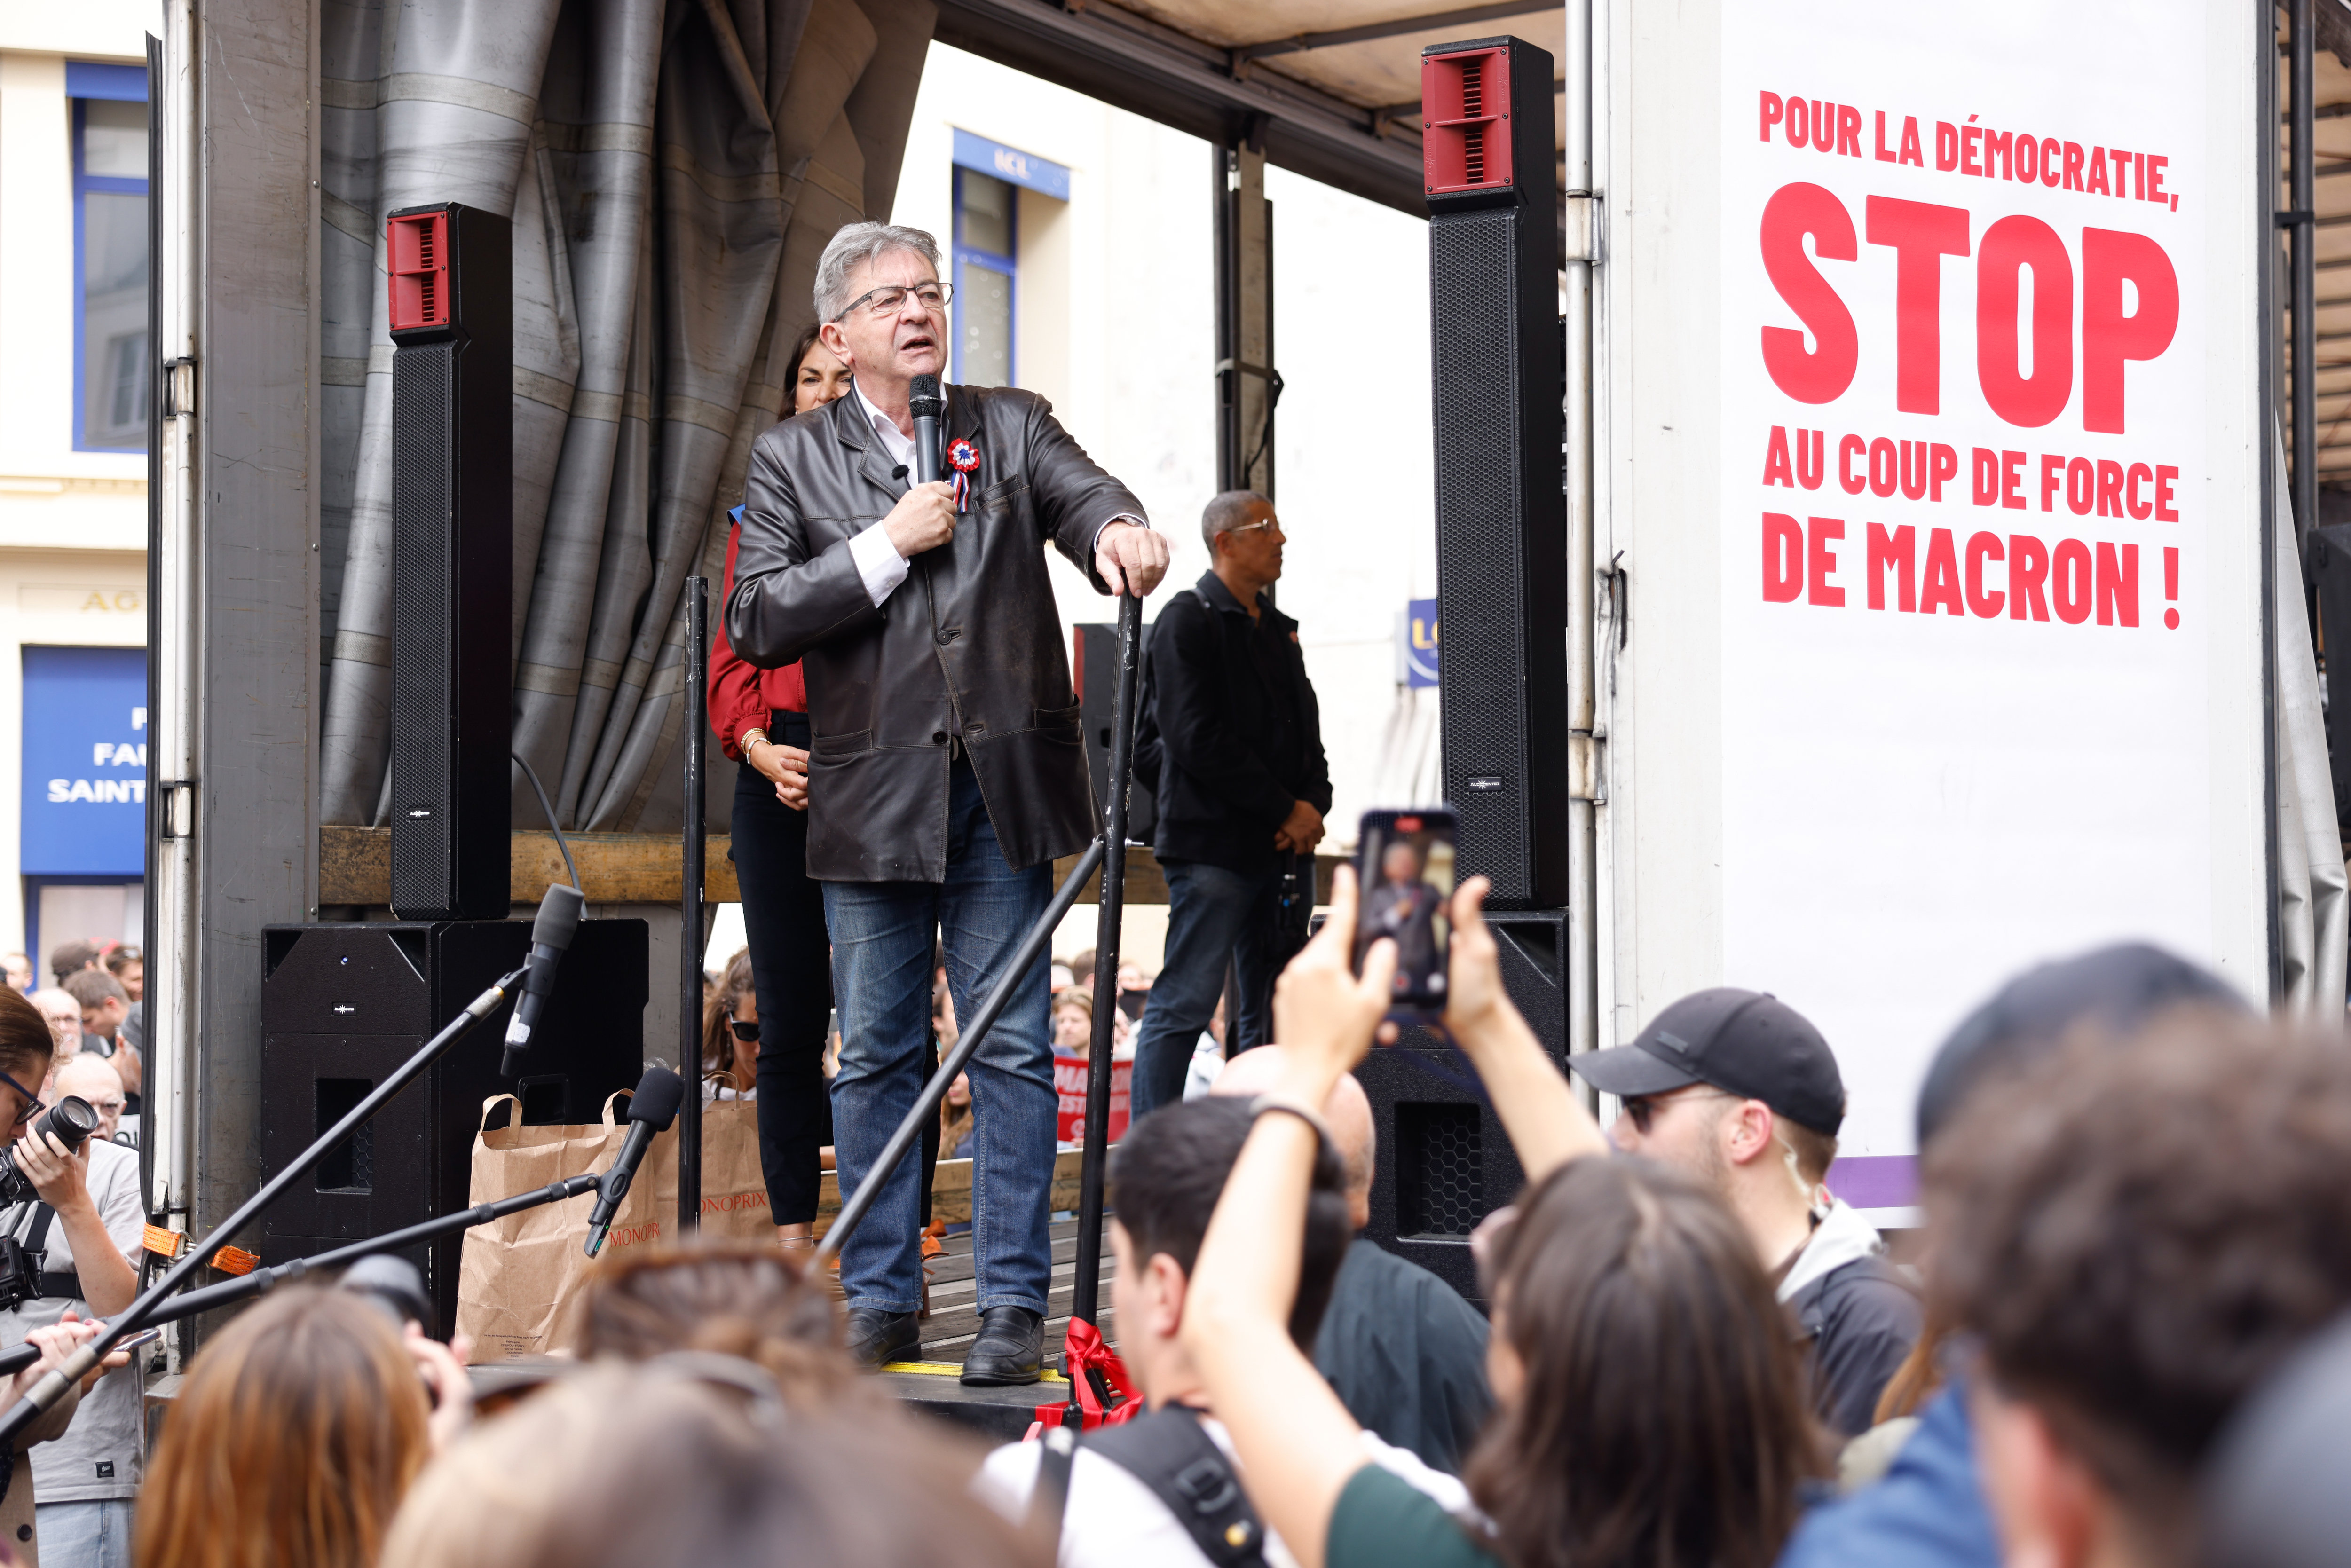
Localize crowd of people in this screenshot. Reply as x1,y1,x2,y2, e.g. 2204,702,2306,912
0,866,2340,1568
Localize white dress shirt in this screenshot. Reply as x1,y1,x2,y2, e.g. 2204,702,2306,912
842,379,1146,608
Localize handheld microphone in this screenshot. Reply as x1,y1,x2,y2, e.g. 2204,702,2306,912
584,1066,686,1258
501,882,586,1078
909,374,945,484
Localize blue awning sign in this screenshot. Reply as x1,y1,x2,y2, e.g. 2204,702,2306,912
22,647,148,876
951,128,1071,201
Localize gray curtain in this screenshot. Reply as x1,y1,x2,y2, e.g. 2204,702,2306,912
316,0,934,835
2273,426,2348,1021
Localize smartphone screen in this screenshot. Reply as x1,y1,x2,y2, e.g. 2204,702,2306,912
1352,809,1458,1010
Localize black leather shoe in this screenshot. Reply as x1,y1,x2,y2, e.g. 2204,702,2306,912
960,1305,1046,1386
843,1308,922,1370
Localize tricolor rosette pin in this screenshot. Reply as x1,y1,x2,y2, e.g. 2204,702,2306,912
948,437,980,512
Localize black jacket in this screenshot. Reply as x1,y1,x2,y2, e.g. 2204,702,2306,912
1145,572,1331,875
726,386,1142,882
1312,1237,1493,1474
1788,1255,1924,1438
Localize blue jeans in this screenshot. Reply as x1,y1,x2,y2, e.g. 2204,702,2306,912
822,758,1057,1316
1130,859,1279,1119
37,1500,134,1568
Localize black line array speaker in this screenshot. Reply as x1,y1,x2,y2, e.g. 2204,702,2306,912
258,919,647,1336
1316,909,1565,1307
388,202,512,921
1423,37,1567,909
1076,621,1158,843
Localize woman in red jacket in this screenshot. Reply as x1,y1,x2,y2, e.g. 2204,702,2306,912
714,323,853,1250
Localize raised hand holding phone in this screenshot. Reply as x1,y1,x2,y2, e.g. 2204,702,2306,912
1268,864,1394,1104
1350,808,1458,1018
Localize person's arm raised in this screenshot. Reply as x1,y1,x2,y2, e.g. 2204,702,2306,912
1181,867,1394,1568
1438,877,1610,1182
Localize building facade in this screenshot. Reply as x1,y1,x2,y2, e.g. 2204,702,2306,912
0,6,152,978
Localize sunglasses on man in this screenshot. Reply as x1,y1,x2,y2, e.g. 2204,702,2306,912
1618,1088,1736,1136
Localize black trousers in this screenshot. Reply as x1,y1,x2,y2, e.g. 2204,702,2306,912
733,712,835,1225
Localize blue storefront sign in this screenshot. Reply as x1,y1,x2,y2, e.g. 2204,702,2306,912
1404,599,1439,688
951,128,1072,200
22,646,147,876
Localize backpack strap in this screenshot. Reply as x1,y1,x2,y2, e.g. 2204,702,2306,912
17,1205,77,1301
1029,1423,1078,1561
1083,1406,1269,1568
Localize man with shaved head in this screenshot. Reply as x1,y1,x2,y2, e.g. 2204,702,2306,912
1213,1048,1492,1474
52,1056,127,1146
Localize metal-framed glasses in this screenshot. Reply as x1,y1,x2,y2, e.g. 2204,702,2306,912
831,281,952,321
1221,517,1281,537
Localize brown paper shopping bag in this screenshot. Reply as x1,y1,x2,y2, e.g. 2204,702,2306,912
693,1083,773,1243
454,1090,677,1360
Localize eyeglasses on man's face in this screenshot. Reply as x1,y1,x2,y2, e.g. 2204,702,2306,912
831,280,952,322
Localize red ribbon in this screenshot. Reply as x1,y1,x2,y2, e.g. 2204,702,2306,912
1033,1317,1143,1432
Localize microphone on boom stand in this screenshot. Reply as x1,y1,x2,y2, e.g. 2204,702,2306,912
909,373,945,485
584,1065,686,1258
502,882,586,1078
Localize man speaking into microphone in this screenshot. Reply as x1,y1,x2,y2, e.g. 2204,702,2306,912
728,223,1168,1385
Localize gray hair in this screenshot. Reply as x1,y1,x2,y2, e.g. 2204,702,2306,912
813,222,943,322
1201,489,1271,553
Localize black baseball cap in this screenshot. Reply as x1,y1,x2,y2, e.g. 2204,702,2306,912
1566,988,1846,1136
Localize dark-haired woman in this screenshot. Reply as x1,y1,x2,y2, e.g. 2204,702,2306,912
714,326,855,1254
699,947,757,1100
1181,870,1828,1568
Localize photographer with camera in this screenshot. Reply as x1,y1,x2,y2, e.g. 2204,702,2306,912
0,987,140,1568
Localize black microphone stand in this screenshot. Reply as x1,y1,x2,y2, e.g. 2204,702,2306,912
816,593,1144,1397
0,964,528,1443
0,1169,605,1377
1065,590,1142,1415
681,576,708,1235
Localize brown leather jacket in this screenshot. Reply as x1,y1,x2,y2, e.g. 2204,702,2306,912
726,386,1143,882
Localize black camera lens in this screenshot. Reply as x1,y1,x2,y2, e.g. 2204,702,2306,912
31,1098,98,1153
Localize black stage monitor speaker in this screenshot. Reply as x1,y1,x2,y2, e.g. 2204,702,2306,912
1075,621,1157,843
1423,37,1567,909
388,202,512,921
258,918,647,1339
